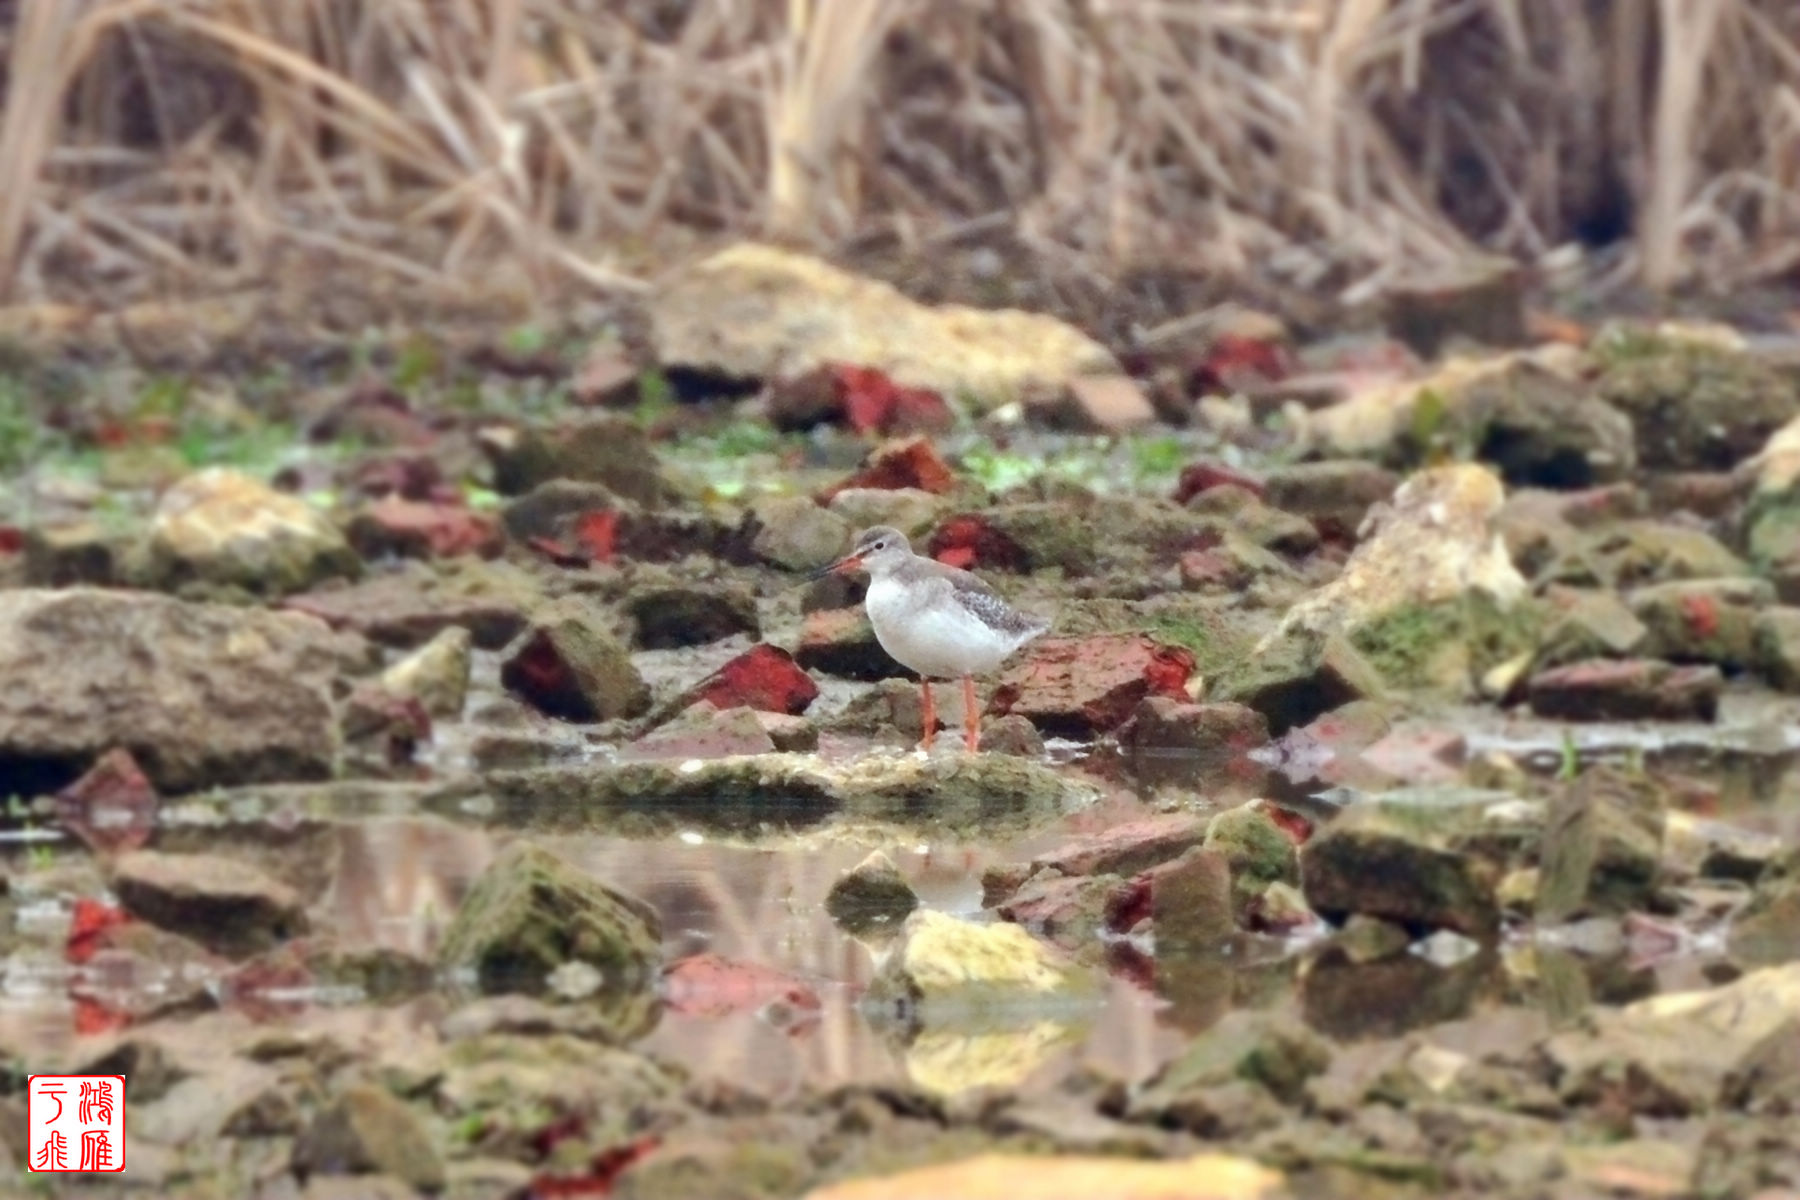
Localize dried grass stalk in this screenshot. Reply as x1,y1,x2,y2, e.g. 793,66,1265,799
1,0,1798,306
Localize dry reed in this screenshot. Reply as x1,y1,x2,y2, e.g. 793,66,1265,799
1,0,1798,310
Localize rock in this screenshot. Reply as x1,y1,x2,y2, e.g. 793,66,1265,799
473,752,1096,839
1026,815,1209,881
0,589,351,794
1204,800,1302,923
816,436,958,502
1585,521,1750,588
795,607,891,680
1300,791,1508,937
623,706,776,761
1729,864,1800,966
378,626,471,719
1118,697,1269,792
1478,371,1636,490
673,644,819,716
1127,1010,1332,1124
1752,607,1800,692
755,711,818,753
1536,767,1667,922
111,850,308,959
981,713,1045,757
436,841,662,1000
625,579,760,649
1532,587,1649,669
800,1153,1285,1200
1181,486,1321,555
1548,961,1800,1116
865,909,1095,1013
1024,375,1157,432
825,851,919,938
768,364,954,435
284,559,541,649
1527,659,1722,722
291,1084,445,1192
988,634,1196,738
648,243,1120,412
1296,348,1596,472
1107,846,1236,950
1265,463,1527,647
1630,577,1774,669
53,747,158,855
149,467,359,595
500,597,651,722
1261,460,1398,541
1595,333,1800,471
994,873,1123,952
1662,812,1784,884
928,504,1099,575
1171,460,1266,505
826,487,949,539
481,415,681,506
344,496,502,561
1382,257,1528,357
22,520,139,587
1211,631,1388,734
749,495,851,572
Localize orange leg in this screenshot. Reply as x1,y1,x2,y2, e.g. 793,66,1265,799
963,675,980,753
919,678,936,751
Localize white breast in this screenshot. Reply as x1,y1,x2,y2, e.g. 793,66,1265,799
864,576,1022,679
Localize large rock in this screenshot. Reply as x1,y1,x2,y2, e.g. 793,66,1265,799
1211,631,1387,734
291,1084,444,1192
1118,697,1269,792
0,589,352,793
1295,349,1631,486
436,841,662,999
1256,464,1532,699
1595,332,1800,471
1300,789,1516,938
1527,659,1721,723
1548,962,1800,1116
988,634,1196,738
749,495,851,573
1630,577,1774,669
481,415,681,506
284,559,542,649
625,578,760,649
865,909,1096,1013
148,467,360,595
111,850,308,959
499,597,650,722
648,243,1120,412
1535,767,1666,922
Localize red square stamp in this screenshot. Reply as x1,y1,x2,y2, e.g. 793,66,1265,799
28,1075,125,1173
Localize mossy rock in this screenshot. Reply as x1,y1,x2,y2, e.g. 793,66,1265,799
1594,336,1800,471
1054,594,1264,681
436,841,663,1004
1210,629,1388,733
461,752,1098,840
1348,591,1544,696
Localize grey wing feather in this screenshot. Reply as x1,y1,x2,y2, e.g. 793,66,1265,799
950,581,1050,639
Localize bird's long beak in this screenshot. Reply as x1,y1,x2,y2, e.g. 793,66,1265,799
806,549,866,582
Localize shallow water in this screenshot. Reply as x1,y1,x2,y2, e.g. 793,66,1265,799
6,695,1795,1112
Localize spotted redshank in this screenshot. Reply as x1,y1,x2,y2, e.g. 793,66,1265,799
812,526,1050,752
